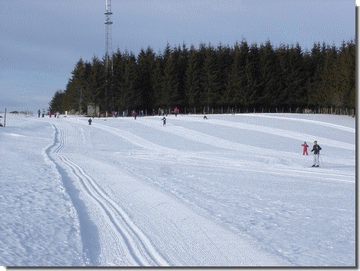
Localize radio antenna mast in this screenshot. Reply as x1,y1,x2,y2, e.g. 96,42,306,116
104,0,113,69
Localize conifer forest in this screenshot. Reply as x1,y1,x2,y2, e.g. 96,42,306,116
49,39,355,116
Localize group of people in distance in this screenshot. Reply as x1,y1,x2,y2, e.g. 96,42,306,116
302,141,322,167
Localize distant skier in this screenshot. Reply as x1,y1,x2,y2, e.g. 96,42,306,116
301,142,309,155
162,117,166,125
88,118,92,125
38,109,41,118
311,141,322,167
42,109,45,118
203,115,208,119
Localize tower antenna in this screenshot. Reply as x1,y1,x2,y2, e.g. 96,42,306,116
104,0,113,69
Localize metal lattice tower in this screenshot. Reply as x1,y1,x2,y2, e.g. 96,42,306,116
104,0,113,68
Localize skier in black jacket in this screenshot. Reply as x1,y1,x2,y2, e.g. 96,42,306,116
311,141,322,167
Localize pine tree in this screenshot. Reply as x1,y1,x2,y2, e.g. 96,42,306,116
224,44,240,108
185,45,203,112
134,47,155,112
120,51,137,112
225,40,249,109
258,41,283,110
278,43,307,109
81,61,93,108
201,44,221,111
216,43,233,107
335,40,355,109
319,45,338,107
344,40,355,109
152,56,164,110
177,43,189,110
88,56,106,111
49,90,65,113
246,43,262,109
60,58,87,113
307,43,325,108
111,49,124,112
72,58,86,113
161,46,180,109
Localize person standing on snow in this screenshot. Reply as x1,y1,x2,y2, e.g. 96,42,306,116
301,142,309,155
162,117,166,125
311,141,322,167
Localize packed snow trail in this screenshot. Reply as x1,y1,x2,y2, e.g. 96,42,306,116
46,118,291,266
56,114,354,266
0,113,355,266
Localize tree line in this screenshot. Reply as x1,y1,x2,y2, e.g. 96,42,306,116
49,39,355,115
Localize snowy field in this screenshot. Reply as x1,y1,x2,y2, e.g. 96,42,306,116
0,113,356,267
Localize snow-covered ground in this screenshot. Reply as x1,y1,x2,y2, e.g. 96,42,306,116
0,113,356,267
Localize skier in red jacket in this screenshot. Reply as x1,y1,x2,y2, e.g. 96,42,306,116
301,142,309,155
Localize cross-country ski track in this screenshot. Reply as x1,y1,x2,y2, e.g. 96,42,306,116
46,118,290,266
0,113,355,266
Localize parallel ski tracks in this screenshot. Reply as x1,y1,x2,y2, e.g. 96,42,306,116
81,120,354,184
50,124,169,266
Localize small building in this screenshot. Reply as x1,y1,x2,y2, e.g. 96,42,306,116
87,104,100,117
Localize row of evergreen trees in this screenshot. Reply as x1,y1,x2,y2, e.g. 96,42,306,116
49,39,355,115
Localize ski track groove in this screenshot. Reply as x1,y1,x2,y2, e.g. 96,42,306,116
50,124,169,266
55,125,121,265
44,125,94,265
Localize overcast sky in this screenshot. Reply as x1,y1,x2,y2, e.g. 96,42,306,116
0,0,355,112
